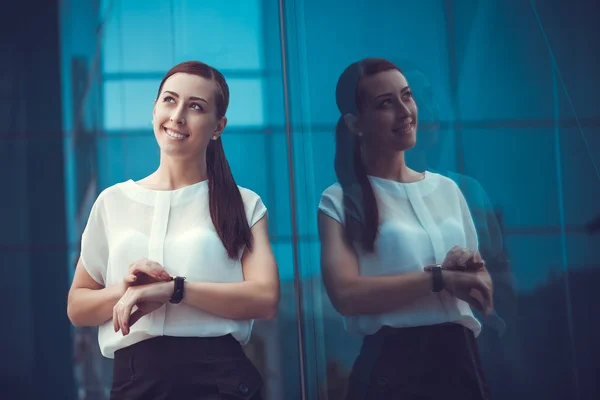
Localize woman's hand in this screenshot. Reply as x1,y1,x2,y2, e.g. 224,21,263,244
113,281,173,335
123,258,172,288
442,270,494,317
441,246,484,272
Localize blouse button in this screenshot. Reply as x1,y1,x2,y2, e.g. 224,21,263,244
238,383,250,395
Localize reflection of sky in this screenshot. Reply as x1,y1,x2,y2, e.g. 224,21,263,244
102,0,263,73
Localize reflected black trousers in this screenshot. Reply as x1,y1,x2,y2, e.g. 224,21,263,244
110,335,263,400
346,323,492,400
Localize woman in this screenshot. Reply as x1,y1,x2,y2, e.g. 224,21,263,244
67,61,279,399
318,58,494,399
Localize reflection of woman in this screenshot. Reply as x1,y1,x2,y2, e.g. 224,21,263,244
67,61,279,399
318,58,494,399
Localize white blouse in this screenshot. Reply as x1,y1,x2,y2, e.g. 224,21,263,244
318,171,482,337
80,179,267,358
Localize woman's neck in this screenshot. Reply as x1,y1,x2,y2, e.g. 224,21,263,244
363,148,422,183
146,153,208,190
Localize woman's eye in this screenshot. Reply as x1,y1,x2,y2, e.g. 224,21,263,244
190,103,203,111
163,96,175,103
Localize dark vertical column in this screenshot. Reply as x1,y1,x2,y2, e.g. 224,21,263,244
0,1,76,398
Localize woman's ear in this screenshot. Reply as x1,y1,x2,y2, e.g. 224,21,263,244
343,113,360,136
211,116,228,140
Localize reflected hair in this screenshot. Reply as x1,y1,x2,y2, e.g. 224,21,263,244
157,61,252,259
334,58,402,252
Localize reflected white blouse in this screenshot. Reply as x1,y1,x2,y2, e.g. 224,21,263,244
318,171,482,337
80,179,267,358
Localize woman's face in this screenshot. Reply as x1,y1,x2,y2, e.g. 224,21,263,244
152,72,226,159
354,69,418,153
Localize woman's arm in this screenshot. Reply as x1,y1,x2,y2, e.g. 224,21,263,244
181,215,280,320
319,211,435,316
67,258,125,327
68,258,172,327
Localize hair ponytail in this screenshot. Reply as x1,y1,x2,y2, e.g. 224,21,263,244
206,137,253,258
334,117,379,251
334,58,401,252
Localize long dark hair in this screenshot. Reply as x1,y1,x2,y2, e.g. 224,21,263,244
334,58,403,252
157,61,252,259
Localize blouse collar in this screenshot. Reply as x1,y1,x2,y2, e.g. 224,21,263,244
119,179,209,206
368,171,440,197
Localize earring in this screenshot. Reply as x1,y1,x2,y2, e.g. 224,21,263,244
212,135,218,140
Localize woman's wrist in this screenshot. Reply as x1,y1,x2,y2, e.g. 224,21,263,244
140,280,175,304
108,282,127,303
440,270,456,293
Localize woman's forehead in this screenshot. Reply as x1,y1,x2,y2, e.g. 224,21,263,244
161,73,217,99
360,69,408,98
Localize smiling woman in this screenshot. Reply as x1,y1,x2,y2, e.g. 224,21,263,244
318,58,493,399
67,61,280,399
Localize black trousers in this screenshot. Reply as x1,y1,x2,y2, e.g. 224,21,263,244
110,335,263,400
346,323,492,400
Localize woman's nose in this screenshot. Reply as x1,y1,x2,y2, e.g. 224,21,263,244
170,112,186,125
396,101,411,117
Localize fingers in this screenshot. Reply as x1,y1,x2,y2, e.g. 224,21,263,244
113,288,140,336
456,248,474,268
113,301,119,333
159,272,172,281
128,259,171,282
124,273,137,284
119,296,138,336
444,270,494,316
470,277,494,316
442,246,460,268
466,294,485,314
466,251,485,271
473,277,492,306
443,246,482,270
473,251,484,263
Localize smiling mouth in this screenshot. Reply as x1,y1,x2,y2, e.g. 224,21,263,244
164,127,190,139
392,122,415,134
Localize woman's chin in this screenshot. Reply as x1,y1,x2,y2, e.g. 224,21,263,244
158,144,194,158
393,135,417,152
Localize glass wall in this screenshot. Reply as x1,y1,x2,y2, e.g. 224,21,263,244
60,0,599,399
284,0,600,399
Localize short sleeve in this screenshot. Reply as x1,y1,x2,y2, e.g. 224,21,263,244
240,188,267,227
455,184,480,251
318,184,344,224
80,195,109,286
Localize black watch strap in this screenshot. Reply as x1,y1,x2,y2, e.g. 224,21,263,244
430,266,444,292
169,276,186,304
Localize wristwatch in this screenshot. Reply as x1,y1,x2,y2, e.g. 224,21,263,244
428,266,444,292
169,276,186,304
